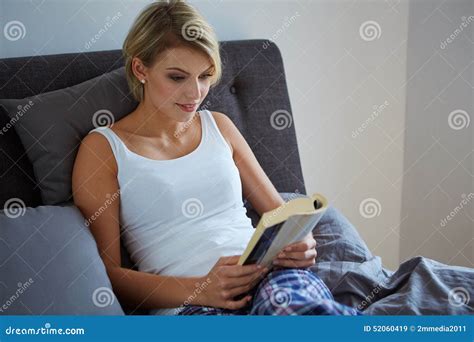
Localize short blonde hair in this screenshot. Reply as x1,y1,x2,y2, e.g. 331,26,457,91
122,0,222,102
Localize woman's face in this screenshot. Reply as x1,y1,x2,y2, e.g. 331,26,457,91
139,46,214,122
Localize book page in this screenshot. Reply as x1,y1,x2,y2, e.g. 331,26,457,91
258,210,325,267
242,221,285,265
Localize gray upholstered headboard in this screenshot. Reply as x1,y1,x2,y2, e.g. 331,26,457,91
0,39,306,208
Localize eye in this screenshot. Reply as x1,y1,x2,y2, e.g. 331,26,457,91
169,73,213,82
169,75,185,82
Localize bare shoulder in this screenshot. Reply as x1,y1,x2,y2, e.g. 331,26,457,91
75,131,118,175
210,111,238,154
209,111,234,130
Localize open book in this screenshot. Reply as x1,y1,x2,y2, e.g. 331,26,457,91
237,193,328,268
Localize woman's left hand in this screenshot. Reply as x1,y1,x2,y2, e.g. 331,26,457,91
272,232,317,269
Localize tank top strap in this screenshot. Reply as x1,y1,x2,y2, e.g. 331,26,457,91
88,126,127,168
201,109,232,156
87,109,231,169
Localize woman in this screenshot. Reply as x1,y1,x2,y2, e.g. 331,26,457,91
72,0,361,316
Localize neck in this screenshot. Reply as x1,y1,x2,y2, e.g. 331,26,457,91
130,101,197,140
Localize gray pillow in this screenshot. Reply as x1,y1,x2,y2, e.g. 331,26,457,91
0,204,124,315
0,67,138,205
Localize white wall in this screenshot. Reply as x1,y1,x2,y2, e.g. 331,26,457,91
400,0,473,268
1,0,472,271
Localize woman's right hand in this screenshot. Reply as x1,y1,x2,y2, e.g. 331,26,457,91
199,255,269,310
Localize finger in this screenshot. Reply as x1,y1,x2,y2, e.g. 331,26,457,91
224,270,265,289
282,240,316,253
224,264,262,278
248,271,267,288
220,255,242,265
281,242,306,253
225,295,252,310
225,284,253,300
277,249,317,261
248,267,270,286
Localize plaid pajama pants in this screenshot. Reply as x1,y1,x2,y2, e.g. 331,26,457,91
176,268,362,315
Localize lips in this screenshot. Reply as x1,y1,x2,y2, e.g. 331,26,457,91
176,103,198,112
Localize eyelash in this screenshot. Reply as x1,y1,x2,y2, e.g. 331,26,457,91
169,74,213,82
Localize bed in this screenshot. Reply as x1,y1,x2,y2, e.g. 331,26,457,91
0,39,472,315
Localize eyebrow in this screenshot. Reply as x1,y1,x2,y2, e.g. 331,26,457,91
165,66,213,75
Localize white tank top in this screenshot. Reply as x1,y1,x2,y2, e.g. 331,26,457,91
88,110,255,315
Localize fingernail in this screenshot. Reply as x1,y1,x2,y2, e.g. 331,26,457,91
278,253,284,258
257,265,262,269
273,260,279,265
285,247,291,252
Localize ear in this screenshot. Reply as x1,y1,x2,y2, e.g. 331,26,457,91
131,57,148,82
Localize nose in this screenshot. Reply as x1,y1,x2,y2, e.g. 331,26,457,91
184,78,201,101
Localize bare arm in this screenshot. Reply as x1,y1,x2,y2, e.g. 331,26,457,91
211,112,317,269
72,133,204,310
211,111,285,216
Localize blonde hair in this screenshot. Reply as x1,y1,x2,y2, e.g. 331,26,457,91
122,0,222,102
